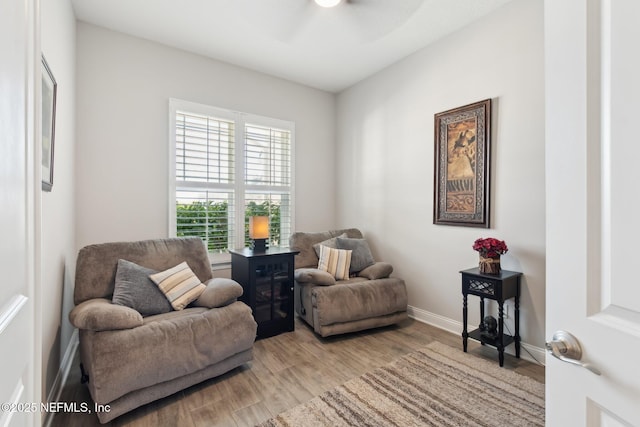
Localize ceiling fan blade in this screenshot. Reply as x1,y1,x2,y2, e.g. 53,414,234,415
236,0,317,43
340,0,423,41
237,0,423,45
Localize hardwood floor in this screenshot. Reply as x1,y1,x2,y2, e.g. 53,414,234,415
51,318,544,426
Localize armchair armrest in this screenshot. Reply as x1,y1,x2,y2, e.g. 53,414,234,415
357,262,393,280
69,298,143,331
294,268,336,286
192,278,243,308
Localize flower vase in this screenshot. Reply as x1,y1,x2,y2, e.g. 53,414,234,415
479,255,501,275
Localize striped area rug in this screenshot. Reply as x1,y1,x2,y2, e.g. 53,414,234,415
259,341,544,427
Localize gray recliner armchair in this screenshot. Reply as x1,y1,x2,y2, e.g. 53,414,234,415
69,237,257,423
290,228,408,337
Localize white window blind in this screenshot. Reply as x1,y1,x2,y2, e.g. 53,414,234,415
176,112,234,184
243,124,292,247
169,99,294,258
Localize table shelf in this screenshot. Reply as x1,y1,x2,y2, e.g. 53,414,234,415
467,328,515,349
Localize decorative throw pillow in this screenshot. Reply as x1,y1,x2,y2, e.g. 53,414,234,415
317,245,352,281
112,259,173,316
149,261,207,310
312,233,348,258
358,262,393,280
336,237,375,274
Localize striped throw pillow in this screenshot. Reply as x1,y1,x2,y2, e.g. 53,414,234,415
318,245,352,280
149,262,206,310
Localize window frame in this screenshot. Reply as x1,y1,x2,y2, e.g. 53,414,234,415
168,98,295,264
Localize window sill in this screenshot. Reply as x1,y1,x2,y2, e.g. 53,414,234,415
207,251,232,271
212,261,231,271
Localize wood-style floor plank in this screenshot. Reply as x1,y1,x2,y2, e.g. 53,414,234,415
50,318,544,427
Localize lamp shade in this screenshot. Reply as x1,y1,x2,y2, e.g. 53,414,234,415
249,216,269,239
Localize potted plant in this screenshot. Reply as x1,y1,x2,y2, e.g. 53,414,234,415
472,237,508,274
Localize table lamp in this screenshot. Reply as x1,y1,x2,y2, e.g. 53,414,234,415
249,216,269,252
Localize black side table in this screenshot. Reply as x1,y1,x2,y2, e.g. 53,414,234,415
460,267,522,366
231,247,299,339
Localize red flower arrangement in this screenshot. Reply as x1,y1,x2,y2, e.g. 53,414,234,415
472,237,508,258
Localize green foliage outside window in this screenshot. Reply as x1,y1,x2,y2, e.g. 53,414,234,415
176,200,281,251
176,201,229,252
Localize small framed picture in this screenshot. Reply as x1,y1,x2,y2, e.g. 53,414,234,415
42,55,57,192
433,99,491,227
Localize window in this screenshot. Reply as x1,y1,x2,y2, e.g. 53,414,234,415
169,99,294,261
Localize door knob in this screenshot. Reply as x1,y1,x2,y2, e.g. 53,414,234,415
545,330,601,376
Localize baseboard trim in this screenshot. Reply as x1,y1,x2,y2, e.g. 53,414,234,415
407,305,546,366
43,329,79,427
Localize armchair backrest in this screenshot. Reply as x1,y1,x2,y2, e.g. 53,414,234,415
74,237,212,305
289,228,363,269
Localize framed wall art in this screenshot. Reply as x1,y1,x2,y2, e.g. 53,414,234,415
433,99,491,227
42,55,57,192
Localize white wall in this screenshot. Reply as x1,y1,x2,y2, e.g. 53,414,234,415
41,0,77,400
336,0,546,350
75,23,337,250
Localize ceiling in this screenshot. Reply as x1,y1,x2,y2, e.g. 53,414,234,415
71,0,513,93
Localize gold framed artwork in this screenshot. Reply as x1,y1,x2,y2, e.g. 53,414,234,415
42,55,57,192
433,99,491,227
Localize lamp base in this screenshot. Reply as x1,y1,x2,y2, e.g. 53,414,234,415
251,238,268,252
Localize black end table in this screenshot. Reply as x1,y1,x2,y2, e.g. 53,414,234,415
460,267,522,366
231,247,299,339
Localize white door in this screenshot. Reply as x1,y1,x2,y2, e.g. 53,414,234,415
0,0,39,426
545,0,640,425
